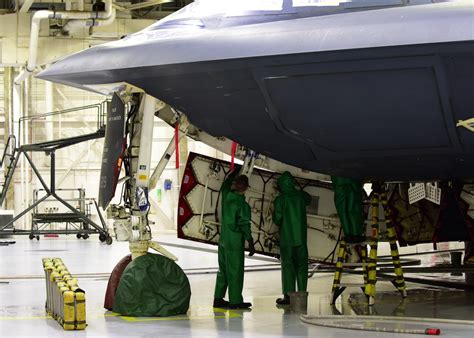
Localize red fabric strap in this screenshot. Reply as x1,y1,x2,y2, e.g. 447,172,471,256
231,141,237,171
175,123,180,169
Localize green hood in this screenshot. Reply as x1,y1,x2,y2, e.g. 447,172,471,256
277,171,297,193
227,190,245,203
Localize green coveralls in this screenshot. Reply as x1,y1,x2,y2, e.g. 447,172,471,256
214,175,253,305
273,172,311,295
331,176,365,237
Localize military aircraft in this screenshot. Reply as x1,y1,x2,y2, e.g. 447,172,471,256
37,0,474,276
38,0,474,181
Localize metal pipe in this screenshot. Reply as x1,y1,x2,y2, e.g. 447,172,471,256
24,76,31,229
149,130,185,190
14,10,50,83
16,80,24,228
136,94,156,188
199,175,210,234
12,81,20,146
3,68,13,141
62,0,114,32
50,151,55,194
23,151,50,194
14,0,115,84
62,8,116,32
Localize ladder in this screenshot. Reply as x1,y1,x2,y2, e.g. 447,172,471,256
0,131,110,243
330,186,407,306
0,135,18,206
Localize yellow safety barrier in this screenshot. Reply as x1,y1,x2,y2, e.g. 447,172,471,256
42,258,87,330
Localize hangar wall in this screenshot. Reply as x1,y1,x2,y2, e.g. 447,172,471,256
1,11,224,231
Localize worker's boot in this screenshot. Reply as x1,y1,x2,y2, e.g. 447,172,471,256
213,298,229,308
228,302,252,309
276,294,290,305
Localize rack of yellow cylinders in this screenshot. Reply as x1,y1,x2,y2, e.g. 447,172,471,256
42,258,86,330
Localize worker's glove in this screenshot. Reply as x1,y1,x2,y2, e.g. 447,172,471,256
248,241,256,257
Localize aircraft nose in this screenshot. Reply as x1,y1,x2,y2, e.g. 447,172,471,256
37,42,114,82
36,64,58,81
37,50,89,81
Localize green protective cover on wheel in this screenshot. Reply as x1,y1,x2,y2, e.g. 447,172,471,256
331,176,365,236
113,253,191,317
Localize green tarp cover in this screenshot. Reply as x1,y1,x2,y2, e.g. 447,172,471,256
113,253,191,317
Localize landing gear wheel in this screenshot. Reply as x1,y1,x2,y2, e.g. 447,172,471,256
29,234,34,240
105,236,113,245
36,236,40,241
99,233,107,242
76,233,82,239
82,234,89,240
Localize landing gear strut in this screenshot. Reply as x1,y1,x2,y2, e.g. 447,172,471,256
105,92,181,260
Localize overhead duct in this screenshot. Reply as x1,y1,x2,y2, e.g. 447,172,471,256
62,0,116,33
14,0,115,85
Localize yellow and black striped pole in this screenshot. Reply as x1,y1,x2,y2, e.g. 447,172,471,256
330,239,347,304
364,192,380,305
380,191,407,298
361,244,368,286
331,186,407,307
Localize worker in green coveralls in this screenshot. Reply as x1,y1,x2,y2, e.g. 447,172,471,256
213,174,255,309
331,176,366,243
273,171,311,305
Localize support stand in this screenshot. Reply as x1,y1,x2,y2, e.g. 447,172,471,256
330,185,407,306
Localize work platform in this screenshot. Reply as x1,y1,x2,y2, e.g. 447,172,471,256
0,105,111,243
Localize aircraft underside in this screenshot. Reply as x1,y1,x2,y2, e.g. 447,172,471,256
41,41,474,181
135,42,474,182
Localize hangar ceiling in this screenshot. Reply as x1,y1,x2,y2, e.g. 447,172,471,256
0,1,192,67
0,1,192,19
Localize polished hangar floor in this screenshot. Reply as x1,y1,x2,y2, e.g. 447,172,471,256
0,233,473,337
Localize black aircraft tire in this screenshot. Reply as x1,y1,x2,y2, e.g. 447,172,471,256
99,233,107,242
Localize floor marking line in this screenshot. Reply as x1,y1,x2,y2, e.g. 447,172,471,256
0,315,51,320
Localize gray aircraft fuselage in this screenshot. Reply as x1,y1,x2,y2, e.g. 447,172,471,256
38,0,474,181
